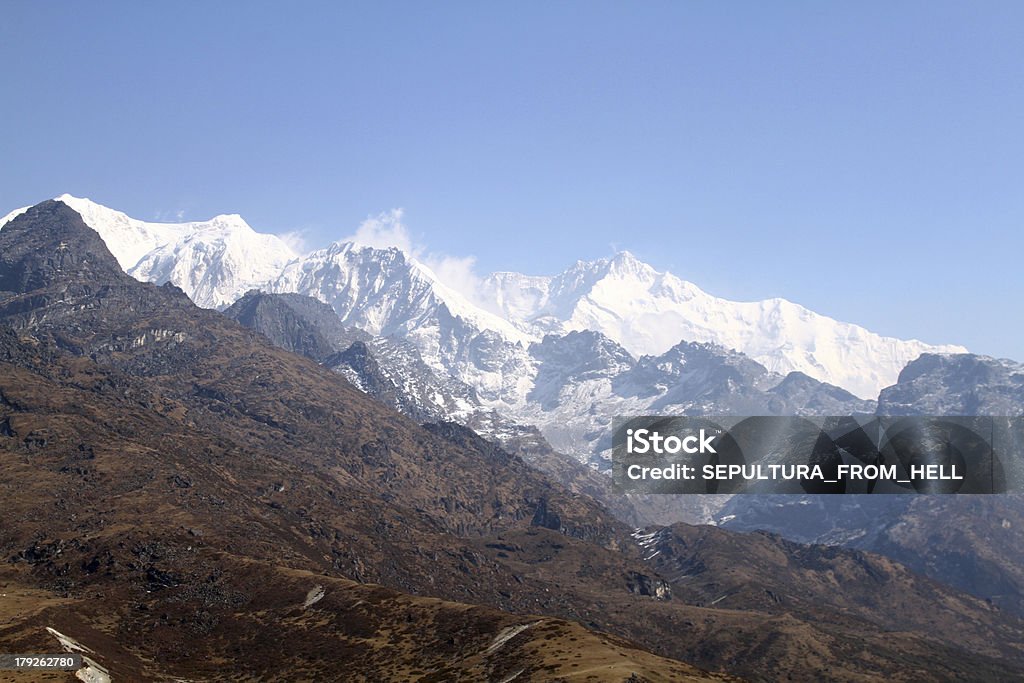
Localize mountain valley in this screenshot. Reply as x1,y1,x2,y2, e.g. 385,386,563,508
0,199,1021,681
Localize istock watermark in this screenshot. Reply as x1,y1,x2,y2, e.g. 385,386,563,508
612,416,1023,494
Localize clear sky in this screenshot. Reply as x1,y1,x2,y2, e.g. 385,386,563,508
2,1,1022,359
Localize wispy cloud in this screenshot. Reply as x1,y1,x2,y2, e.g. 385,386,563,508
341,209,486,305
277,229,311,256
342,209,414,253
152,208,187,222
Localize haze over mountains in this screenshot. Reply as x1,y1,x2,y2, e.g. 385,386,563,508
3,198,1024,681
0,195,965,400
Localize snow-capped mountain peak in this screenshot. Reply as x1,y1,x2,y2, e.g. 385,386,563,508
270,238,531,345
1,195,297,308
478,251,965,399
2,194,188,270
129,219,297,309
606,249,655,276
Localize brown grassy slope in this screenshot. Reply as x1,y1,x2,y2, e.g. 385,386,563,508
0,558,733,683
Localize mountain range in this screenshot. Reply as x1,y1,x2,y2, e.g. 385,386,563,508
2,198,1024,681
1,195,965,400
0,195,970,481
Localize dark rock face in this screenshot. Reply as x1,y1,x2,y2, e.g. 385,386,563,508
324,340,380,385
768,371,876,415
531,332,875,424
323,340,437,421
223,291,481,424
223,290,368,361
878,353,1024,416
0,200,128,293
422,421,514,467
631,341,876,416
529,330,636,409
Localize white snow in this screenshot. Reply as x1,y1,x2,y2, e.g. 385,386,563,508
46,626,93,653
0,205,28,227
128,218,296,309
303,585,326,608
46,627,111,683
76,660,112,683
486,622,538,654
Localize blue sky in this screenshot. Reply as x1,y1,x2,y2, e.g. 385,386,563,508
2,1,1022,359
